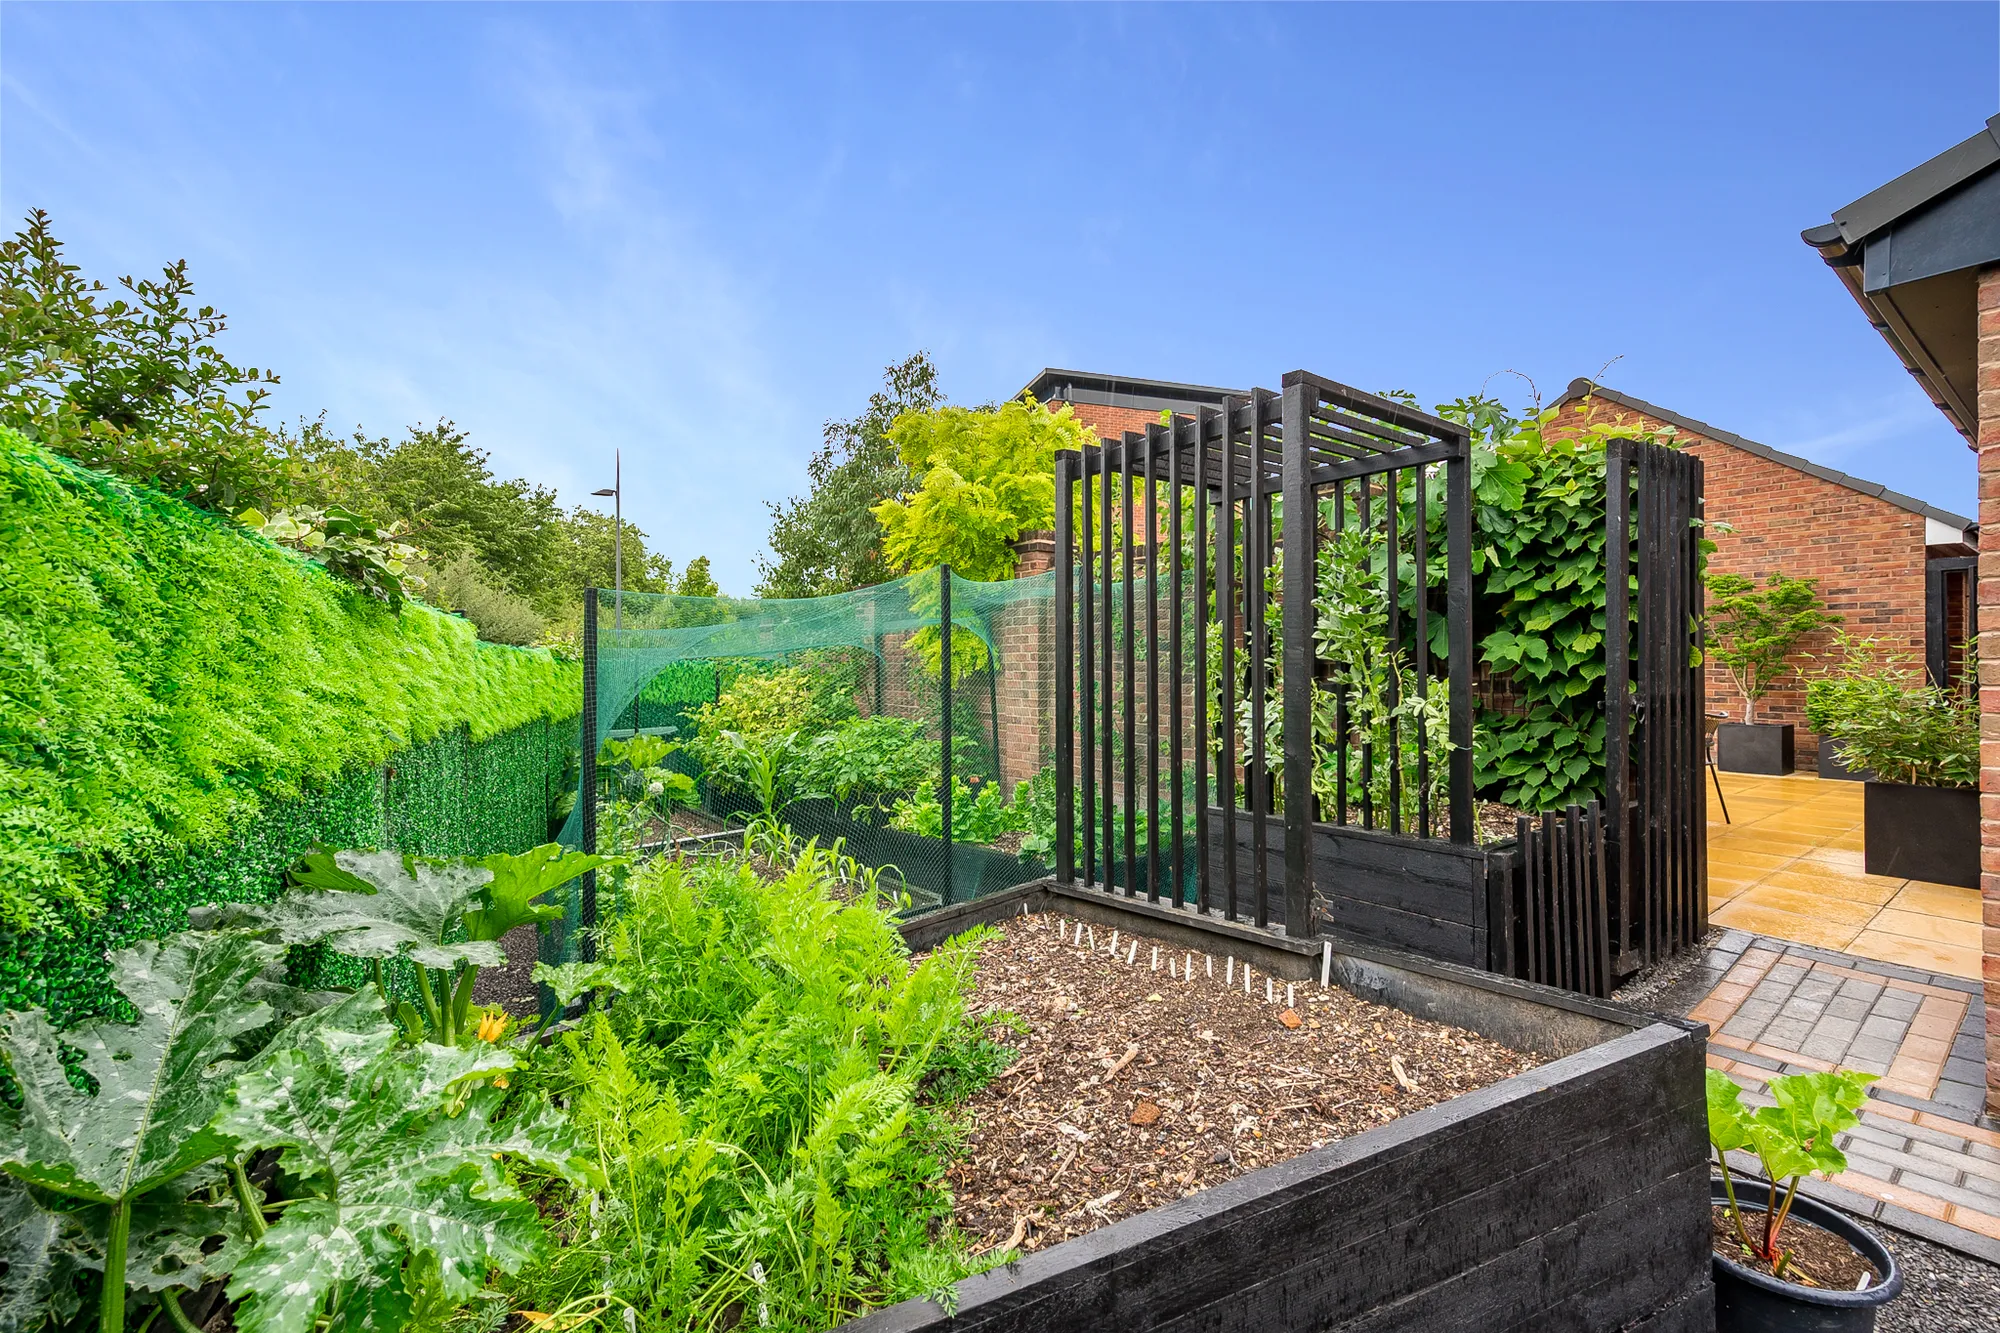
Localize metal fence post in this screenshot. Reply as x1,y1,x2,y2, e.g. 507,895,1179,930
940,565,954,904
580,587,599,964
1054,455,1076,884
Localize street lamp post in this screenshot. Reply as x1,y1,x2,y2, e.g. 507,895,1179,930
592,450,622,630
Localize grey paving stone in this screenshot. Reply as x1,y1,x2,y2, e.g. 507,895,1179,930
1826,994,1875,1021
1860,1015,1909,1043
1767,963,1808,986
1803,1032,1856,1063
1849,1055,1893,1076
1942,1056,1985,1086
1932,1081,1988,1117
1839,1146,1906,1181
1948,1167,2000,1205
1896,1117,1994,1154
1838,976,1886,1000
1951,1033,1985,1063
1891,1170,2000,1217
1845,1122,1916,1153
1849,1035,1901,1065
1904,1139,1977,1173
1874,992,1923,1020
1795,975,1841,1003
1721,1013,1768,1040
1728,1046,1783,1071
1762,1017,1812,1049
1811,1015,1862,1043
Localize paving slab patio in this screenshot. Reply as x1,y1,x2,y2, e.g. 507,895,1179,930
1706,771,1981,979
1683,930,2000,1263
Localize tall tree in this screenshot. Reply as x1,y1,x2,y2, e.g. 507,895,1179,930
0,210,284,509
755,351,941,597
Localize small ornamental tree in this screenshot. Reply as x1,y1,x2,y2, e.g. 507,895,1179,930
1704,572,1841,724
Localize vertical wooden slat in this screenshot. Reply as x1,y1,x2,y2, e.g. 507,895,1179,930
1334,479,1349,828
1357,479,1374,831
1194,408,1213,914
1385,467,1403,836
1170,418,1187,909
1248,390,1272,927
1088,444,1104,880
1145,424,1162,904
1218,399,1240,922
1101,434,1116,895
1446,433,1475,844
1054,452,1076,885
1414,464,1430,839
1279,379,1316,937
1604,442,1631,968
1691,452,1709,933
1122,435,1140,898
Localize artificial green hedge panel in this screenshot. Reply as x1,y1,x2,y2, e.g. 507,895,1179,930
0,428,581,929
0,716,577,1027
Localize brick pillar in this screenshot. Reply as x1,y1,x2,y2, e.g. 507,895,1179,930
1978,263,2000,1114
1012,530,1056,576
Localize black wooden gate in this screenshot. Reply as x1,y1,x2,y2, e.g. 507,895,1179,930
1604,438,1708,976
1052,371,1482,953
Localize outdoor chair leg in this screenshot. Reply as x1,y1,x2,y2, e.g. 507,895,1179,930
1708,757,1730,824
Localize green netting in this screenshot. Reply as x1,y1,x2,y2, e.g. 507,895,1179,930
547,568,1059,967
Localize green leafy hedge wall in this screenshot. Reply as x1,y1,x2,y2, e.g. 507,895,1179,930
0,428,581,1017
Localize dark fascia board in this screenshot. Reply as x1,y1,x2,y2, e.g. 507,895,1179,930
1019,367,1251,416
1830,116,2000,247
1800,118,2000,447
1547,379,1976,536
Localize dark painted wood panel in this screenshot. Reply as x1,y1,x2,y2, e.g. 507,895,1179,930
843,1024,1708,1333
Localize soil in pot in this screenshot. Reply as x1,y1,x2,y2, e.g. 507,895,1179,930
1712,1204,1880,1291
932,912,1541,1254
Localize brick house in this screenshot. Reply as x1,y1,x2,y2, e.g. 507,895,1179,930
1541,382,1975,767
1803,115,2000,1112
1021,368,1978,771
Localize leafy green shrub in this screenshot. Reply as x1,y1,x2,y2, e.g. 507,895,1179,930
506,847,1003,1328
424,553,548,645
1706,572,1841,724
238,504,424,610
1805,635,1976,787
795,715,936,803
0,429,578,930
691,663,854,742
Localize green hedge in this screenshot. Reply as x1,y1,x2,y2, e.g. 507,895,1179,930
0,715,578,1027
0,427,581,931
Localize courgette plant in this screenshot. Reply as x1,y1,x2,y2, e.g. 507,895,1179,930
267,843,606,1045
0,930,295,1333
1707,1068,1876,1284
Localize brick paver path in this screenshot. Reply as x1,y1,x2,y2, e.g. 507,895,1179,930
1685,931,1999,1262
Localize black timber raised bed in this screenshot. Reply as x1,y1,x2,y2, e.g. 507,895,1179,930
870,880,1714,1333
1716,723,1795,776
1864,781,1978,889
1202,808,1490,967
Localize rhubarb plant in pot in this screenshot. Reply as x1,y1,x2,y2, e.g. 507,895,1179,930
1804,635,1977,887
1704,572,1841,775
1707,1069,1902,1330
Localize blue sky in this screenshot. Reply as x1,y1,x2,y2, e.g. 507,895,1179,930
4,3,1995,592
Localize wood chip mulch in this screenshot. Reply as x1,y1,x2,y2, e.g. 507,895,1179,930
938,912,1542,1255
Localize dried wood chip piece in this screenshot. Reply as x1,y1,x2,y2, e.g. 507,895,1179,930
1129,1099,1162,1126
1277,1008,1303,1029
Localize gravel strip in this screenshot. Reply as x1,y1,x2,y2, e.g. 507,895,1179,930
1868,1217,2000,1332
940,911,1539,1254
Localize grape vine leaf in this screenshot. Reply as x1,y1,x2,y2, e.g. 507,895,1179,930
272,850,501,970
215,992,594,1333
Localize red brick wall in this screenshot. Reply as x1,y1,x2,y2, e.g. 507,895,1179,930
1553,399,1931,764
1975,263,2000,1113
1052,400,1162,443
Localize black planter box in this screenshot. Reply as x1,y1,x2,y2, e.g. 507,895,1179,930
865,881,1715,1333
1864,782,1978,888
1717,723,1794,775
1817,741,1873,782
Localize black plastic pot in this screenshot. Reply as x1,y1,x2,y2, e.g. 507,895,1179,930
1863,781,1978,888
1718,722,1795,775
1712,1178,1902,1332
1816,742,1872,782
